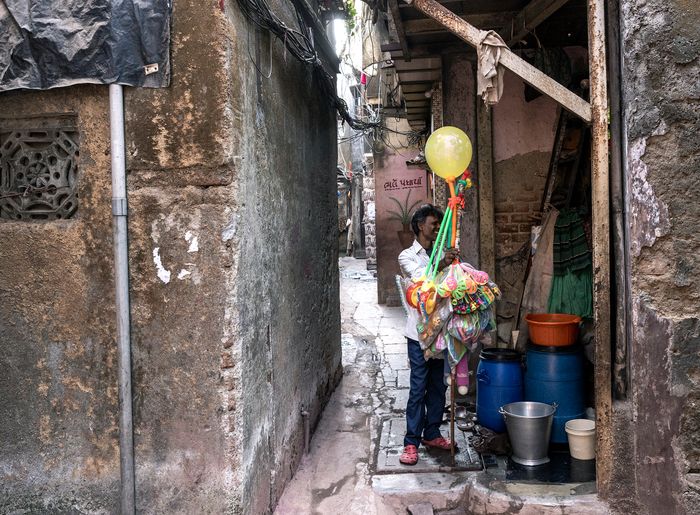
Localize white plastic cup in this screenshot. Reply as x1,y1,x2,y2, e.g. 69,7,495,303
565,419,596,460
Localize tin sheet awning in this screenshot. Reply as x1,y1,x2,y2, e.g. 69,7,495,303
0,0,171,92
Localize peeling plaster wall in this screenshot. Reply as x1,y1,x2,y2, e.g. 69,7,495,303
491,71,557,345
222,0,341,511
492,70,558,258
0,0,340,512
0,85,120,513
617,1,700,513
443,54,479,267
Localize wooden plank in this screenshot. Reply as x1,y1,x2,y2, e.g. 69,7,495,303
389,0,412,61
394,57,441,71
381,42,403,53
403,92,430,100
400,84,432,93
404,0,591,122
503,0,571,46
396,70,441,82
588,0,612,500
606,0,628,402
389,44,476,60
477,101,495,279
496,53,590,122
404,11,517,36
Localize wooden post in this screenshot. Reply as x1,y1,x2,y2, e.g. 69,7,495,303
477,101,495,279
588,0,612,499
450,371,456,466
607,0,628,401
504,0,572,46
388,0,411,61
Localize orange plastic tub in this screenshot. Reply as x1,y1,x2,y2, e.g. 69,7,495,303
525,313,582,346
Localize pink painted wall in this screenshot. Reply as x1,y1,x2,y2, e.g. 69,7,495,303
491,70,560,257
374,152,430,305
492,70,559,163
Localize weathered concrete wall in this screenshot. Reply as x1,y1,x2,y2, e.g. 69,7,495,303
0,0,340,512
124,3,236,512
492,70,558,258
0,85,120,513
490,70,557,345
442,54,479,267
615,1,700,513
222,0,342,510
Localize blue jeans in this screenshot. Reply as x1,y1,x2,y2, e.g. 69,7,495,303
405,338,447,447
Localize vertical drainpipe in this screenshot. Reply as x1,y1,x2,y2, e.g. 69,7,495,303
587,0,612,500
109,84,136,515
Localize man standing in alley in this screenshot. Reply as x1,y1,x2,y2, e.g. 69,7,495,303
397,204,459,466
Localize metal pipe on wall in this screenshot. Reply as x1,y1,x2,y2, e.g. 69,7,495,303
109,83,136,515
606,0,630,400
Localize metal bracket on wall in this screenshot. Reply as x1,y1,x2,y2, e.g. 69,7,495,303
112,197,128,216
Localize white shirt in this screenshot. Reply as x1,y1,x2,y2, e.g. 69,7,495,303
398,239,431,341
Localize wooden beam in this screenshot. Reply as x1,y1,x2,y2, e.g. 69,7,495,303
477,101,495,279
389,0,412,61
404,11,517,36
607,0,629,401
588,0,612,500
387,43,477,60
400,84,431,93
503,0,571,46
394,57,441,71
404,0,591,122
396,70,441,82
403,92,430,100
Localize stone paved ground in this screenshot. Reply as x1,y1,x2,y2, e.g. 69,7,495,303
274,258,607,515
274,258,473,515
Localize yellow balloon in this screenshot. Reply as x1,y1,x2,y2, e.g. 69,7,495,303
424,126,473,180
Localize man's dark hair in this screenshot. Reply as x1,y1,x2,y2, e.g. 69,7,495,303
411,204,444,236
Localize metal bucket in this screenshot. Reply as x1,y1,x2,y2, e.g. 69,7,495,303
499,401,557,466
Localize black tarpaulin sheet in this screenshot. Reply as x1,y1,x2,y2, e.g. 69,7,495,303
0,0,170,91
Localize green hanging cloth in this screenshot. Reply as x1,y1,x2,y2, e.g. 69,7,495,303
547,208,593,319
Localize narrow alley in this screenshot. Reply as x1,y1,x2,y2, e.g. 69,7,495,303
1,0,698,514
275,257,472,514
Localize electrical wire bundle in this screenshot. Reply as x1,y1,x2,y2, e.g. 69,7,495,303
235,0,381,132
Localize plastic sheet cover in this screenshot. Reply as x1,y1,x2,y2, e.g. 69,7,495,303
0,0,171,91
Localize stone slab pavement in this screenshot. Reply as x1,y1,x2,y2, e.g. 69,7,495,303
275,258,609,515
274,258,474,514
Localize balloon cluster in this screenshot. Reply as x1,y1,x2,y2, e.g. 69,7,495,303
405,126,501,395
413,263,500,394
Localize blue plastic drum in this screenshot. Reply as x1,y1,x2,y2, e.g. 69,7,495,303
476,348,523,433
525,343,585,443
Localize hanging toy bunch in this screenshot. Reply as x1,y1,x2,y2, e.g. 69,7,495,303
404,126,501,396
